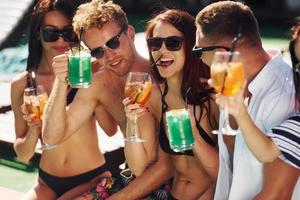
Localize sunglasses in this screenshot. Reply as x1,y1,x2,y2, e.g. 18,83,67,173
90,28,125,59
41,27,79,43
147,36,184,51
192,45,231,57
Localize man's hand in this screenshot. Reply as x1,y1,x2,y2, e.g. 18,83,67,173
52,54,69,84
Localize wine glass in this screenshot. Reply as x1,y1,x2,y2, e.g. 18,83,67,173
210,51,245,135
124,72,152,142
23,85,56,150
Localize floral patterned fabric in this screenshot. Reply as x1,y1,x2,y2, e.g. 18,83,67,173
80,171,172,200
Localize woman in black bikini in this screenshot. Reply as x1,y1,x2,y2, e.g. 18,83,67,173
10,0,116,199
124,9,219,200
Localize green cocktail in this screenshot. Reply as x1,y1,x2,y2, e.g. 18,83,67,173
68,49,92,88
165,109,195,152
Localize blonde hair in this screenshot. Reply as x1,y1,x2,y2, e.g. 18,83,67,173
73,0,128,35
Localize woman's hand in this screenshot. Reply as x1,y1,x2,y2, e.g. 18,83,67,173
21,104,42,133
123,97,149,123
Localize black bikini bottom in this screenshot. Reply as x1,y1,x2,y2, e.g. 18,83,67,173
39,163,109,197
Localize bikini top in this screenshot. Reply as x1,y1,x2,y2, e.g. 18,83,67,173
26,72,78,105
66,88,78,105
158,90,216,156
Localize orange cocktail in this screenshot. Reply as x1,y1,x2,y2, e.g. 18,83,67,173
211,61,244,96
125,82,152,106
124,72,152,142
210,51,244,135
24,86,48,121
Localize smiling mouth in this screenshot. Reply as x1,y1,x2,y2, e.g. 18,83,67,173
157,57,174,67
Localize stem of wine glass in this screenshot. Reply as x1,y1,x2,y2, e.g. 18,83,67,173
224,106,230,130
223,106,238,135
133,113,138,136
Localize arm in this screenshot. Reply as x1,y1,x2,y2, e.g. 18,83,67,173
190,102,220,181
123,99,158,176
216,92,281,162
255,159,299,200
11,76,40,163
94,105,118,137
42,54,98,144
108,147,173,200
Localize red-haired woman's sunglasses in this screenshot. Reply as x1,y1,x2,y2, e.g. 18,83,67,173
147,36,184,51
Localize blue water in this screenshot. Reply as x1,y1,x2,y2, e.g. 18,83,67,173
0,45,28,75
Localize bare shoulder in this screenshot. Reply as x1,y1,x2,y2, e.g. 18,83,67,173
11,71,28,97
11,71,28,87
75,69,121,105
91,69,117,90
149,83,162,119
10,72,28,115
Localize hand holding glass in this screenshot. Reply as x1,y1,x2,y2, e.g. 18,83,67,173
124,72,152,142
23,85,56,150
210,51,245,135
68,48,92,88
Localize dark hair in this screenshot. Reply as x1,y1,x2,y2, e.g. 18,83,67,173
26,0,80,71
195,1,261,47
289,17,300,109
146,9,214,121
289,17,300,68
295,64,300,110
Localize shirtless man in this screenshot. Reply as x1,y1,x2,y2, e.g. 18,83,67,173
42,1,158,196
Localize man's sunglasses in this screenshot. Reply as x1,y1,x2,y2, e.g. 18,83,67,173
147,36,184,51
41,27,79,43
192,45,231,57
90,28,125,59
193,26,243,58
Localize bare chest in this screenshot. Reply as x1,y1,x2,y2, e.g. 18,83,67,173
101,84,127,131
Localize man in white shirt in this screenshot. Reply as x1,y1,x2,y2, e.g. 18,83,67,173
193,1,299,199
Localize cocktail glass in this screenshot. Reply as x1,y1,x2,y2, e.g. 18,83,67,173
124,72,152,142
68,48,92,88
165,108,195,152
24,85,56,150
210,51,245,135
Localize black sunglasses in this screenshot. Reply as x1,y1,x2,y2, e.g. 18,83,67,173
147,36,184,51
192,45,231,57
90,28,125,59
41,27,79,43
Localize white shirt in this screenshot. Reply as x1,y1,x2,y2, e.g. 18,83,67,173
214,50,298,200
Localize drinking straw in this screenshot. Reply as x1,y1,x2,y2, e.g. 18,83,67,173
30,71,38,95
29,71,40,119
147,55,162,83
229,26,242,61
221,26,243,94
70,46,74,55
295,63,300,73
79,27,83,54
185,87,191,109
151,55,162,68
